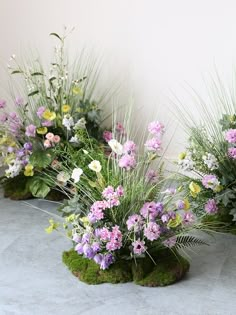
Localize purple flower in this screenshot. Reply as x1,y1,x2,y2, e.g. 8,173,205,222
161,213,170,223
99,227,111,241
144,222,161,241
42,120,53,127
72,233,82,243
0,113,7,122
132,239,146,255
36,106,46,118
225,129,236,143
7,146,15,153
75,243,84,254
148,121,165,136
204,199,218,214
145,137,162,152
118,154,136,170
202,174,220,191
102,186,115,199
89,200,108,222
23,142,33,151
163,236,177,248
126,214,144,231
93,253,103,264
103,130,113,143
16,149,25,158
15,97,24,106
140,202,161,220
100,253,114,270
116,185,124,197
176,200,185,210
83,244,95,259
91,242,100,253
183,212,195,224
0,99,6,109
9,112,17,119
123,140,137,155
228,147,236,159
145,169,158,183
25,124,36,137
82,233,91,243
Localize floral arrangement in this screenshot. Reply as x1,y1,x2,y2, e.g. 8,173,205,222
0,30,111,199
178,114,236,226
46,118,207,274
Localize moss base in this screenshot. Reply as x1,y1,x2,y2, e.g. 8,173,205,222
62,249,189,287
2,175,32,200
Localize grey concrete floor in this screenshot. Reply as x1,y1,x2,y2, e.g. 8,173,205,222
0,190,236,315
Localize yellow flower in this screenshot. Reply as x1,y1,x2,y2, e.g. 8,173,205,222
42,110,56,121
80,216,90,226
183,198,190,210
62,104,71,113
215,185,223,193
178,152,187,160
167,213,182,228
189,181,201,198
4,153,15,164
24,164,34,177
45,219,60,234
37,127,48,135
72,86,83,96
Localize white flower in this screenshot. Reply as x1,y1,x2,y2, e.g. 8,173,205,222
69,135,80,144
62,114,74,131
88,160,102,173
108,139,123,155
5,160,22,178
73,117,87,130
56,171,70,186
202,153,219,170
178,153,194,171
83,149,89,155
71,168,83,183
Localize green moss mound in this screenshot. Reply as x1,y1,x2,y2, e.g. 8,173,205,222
2,175,32,200
62,249,189,287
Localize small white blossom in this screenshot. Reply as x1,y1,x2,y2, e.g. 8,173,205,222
88,160,102,173
62,114,74,131
202,153,219,170
69,135,80,144
108,139,123,155
56,171,70,186
71,168,83,183
5,160,22,178
178,153,194,171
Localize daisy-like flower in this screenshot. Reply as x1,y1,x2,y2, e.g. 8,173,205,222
88,160,102,173
108,139,123,155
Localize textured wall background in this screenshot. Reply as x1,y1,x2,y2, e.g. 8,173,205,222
1,0,236,158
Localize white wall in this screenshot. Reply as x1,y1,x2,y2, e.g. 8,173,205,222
1,0,236,158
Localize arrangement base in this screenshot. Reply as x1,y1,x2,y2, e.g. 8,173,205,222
62,249,189,287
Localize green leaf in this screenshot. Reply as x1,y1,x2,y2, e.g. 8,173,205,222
28,177,51,198
28,90,39,97
29,150,54,168
11,70,22,74
50,32,62,41
31,72,44,76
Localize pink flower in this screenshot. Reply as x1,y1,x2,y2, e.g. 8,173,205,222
25,124,36,137
118,154,136,170
116,122,125,134
99,228,111,241
144,222,161,241
42,120,53,127
0,113,7,122
123,140,136,154
116,185,124,197
183,212,195,224
132,239,146,255
163,236,177,248
228,147,236,159
102,186,115,199
225,129,236,143
0,99,6,109
145,137,162,152
15,97,24,106
126,214,144,231
204,199,218,214
45,132,54,141
146,169,158,183
140,202,162,220
36,106,46,118
103,130,113,143
44,139,51,148
148,121,165,136
53,135,60,143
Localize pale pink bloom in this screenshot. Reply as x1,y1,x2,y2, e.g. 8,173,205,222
45,132,54,141
44,139,51,148
53,135,61,143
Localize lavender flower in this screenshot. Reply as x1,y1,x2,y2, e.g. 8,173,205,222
163,236,177,248
202,174,220,191
118,154,136,170
75,243,84,254
123,140,137,155
25,124,36,137
103,130,113,143
0,113,7,122
144,137,162,152
145,169,158,183
126,214,144,231
15,97,24,106
148,121,164,136
23,142,33,151
176,200,185,210
225,129,236,143
204,199,218,214
144,222,161,241
228,147,236,159
0,99,6,109
83,244,95,259
100,253,114,270
140,202,161,220
132,239,146,255
36,106,46,118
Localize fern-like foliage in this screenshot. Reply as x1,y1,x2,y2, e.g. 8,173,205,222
174,235,208,250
